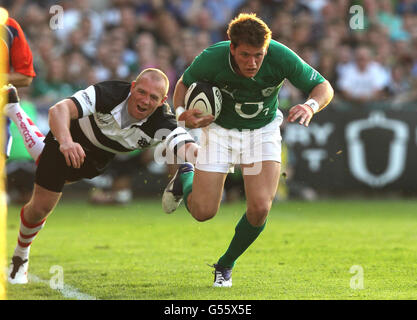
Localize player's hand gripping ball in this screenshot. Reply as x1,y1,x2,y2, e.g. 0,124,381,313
184,81,222,121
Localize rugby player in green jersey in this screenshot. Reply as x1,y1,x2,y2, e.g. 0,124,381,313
163,13,334,287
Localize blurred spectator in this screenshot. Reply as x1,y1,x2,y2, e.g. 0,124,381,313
337,46,390,104
270,11,293,45
173,29,200,76
119,5,139,36
155,45,177,100
70,13,101,58
91,32,131,82
188,6,222,43
413,42,417,78
65,50,92,90
18,3,47,40
186,0,244,43
300,0,328,20
31,56,75,106
195,30,212,54
154,10,182,48
291,20,313,49
31,27,62,80
65,28,88,55
101,51,131,81
396,0,417,15
54,0,104,44
205,0,246,27
366,24,394,67
108,26,137,69
377,0,410,41
235,0,276,23
335,44,353,81
318,52,337,86
402,12,417,40
275,0,310,18
134,31,158,71
91,40,112,81
389,64,411,97
299,46,318,68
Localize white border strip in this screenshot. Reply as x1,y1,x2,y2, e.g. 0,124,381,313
29,273,98,300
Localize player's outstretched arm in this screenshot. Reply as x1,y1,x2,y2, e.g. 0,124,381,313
288,80,334,127
173,77,188,112
306,80,334,112
48,99,86,168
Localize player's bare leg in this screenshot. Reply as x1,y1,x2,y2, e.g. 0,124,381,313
8,184,61,284
242,161,280,226
162,162,227,218
213,161,280,287
187,169,227,221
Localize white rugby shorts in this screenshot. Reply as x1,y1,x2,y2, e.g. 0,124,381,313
196,116,282,173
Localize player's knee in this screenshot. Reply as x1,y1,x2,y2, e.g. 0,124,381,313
246,213,268,227
191,204,217,222
247,201,271,221
194,214,216,222
28,202,54,220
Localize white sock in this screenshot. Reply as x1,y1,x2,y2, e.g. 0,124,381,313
13,245,31,261
14,207,46,260
5,102,45,163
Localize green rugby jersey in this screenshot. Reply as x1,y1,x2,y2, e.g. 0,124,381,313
182,40,325,130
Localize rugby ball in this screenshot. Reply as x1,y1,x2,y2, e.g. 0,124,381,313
184,82,222,120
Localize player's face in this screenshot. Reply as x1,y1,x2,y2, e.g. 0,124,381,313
128,74,167,120
230,43,267,78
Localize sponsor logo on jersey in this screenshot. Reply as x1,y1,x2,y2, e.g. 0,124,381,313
82,91,93,106
261,86,276,97
137,136,150,148
220,86,236,99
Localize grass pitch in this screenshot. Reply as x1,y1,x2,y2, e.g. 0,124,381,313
5,198,417,300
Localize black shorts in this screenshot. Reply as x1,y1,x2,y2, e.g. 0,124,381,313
36,132,115,193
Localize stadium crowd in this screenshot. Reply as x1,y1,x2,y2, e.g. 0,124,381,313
3,0,417,203
5,0,417,108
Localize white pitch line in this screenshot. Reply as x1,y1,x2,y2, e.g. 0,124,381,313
29,273,98,300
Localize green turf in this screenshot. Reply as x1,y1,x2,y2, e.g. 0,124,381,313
5,198,417,300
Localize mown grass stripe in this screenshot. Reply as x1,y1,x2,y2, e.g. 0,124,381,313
28,273,97,300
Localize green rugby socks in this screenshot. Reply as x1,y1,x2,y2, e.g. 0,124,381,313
180,170,194,211
217,212,266,268
179,170,267,268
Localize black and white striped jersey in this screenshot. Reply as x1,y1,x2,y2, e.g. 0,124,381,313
66,80,194,155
